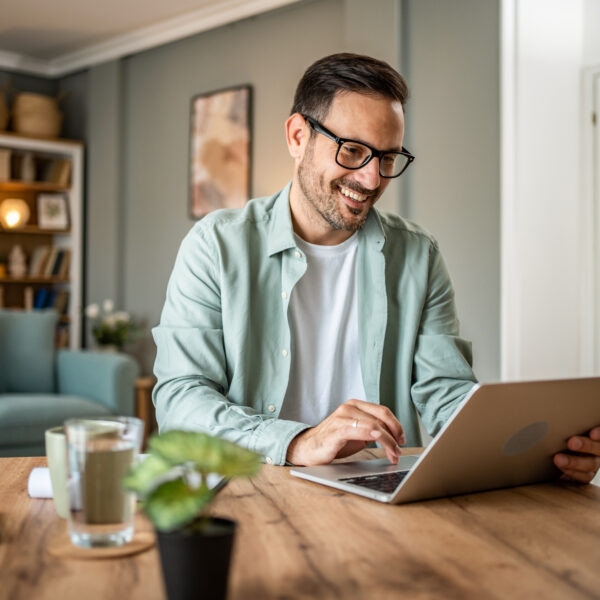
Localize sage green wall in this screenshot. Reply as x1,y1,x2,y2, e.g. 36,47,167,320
404,0,500,382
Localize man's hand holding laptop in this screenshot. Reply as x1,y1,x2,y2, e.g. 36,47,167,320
286,399,406,466
554,426,600,483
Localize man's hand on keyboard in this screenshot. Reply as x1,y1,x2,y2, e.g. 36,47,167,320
286,399,406,466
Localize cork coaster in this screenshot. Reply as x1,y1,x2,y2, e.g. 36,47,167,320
46,518,155,560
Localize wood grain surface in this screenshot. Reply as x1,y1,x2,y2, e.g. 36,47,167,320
1,452,599,600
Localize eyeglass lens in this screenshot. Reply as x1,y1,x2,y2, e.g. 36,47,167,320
337,142,409,177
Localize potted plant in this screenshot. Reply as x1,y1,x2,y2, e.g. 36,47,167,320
85,299,142,351
124,430,261,600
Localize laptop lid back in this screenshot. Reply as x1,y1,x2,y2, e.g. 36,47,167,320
392,378,600,504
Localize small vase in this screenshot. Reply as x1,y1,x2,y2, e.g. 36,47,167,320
96,344,119,353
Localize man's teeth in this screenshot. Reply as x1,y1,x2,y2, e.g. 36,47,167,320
339,186,367,202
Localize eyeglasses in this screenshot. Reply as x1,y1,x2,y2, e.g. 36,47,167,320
303,115,415,178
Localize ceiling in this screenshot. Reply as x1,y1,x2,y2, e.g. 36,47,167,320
0,0,299,77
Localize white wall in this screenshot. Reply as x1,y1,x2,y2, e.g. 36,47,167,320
501,0,587,380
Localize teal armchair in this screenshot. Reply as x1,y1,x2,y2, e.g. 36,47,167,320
0,309,139,457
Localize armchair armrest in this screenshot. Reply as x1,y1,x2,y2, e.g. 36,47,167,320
56,350,139,415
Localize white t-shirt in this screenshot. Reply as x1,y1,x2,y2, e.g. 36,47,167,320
278,232,367,426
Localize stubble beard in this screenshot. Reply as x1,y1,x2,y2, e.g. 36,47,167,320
297,143,377,233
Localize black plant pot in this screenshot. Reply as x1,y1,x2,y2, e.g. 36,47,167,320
156,517,237,600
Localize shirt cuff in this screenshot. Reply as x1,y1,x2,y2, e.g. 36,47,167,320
250,418,311,466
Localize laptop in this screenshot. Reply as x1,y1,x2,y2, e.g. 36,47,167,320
289,378,600,504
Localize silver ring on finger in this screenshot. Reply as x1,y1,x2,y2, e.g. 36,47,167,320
352,419,359,429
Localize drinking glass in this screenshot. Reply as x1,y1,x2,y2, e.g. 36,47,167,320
65,416,143,548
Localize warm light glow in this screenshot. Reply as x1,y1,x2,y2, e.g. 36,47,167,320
0,198,30,230
5,210,21,227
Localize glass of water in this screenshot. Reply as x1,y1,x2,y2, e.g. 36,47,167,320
65,416,143,548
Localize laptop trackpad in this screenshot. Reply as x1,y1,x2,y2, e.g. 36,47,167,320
332,455,420,478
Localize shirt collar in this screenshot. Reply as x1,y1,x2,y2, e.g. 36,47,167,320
267,180,387,256
267,181,297,257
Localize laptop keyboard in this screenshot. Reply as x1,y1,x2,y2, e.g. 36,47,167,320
339,471,409,493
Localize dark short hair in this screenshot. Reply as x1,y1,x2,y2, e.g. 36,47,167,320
290,53,409,121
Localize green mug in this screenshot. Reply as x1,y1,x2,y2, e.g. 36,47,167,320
45,426,69,519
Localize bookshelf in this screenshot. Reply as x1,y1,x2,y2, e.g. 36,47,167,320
0,133,83,349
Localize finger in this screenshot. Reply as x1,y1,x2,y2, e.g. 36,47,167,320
346,400,406,445
343,417,401,463
589,426,600,441
567,435,600,456
554,453,600,474
559,469,597,484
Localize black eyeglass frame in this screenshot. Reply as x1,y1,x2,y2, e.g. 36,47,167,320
302,115,415,178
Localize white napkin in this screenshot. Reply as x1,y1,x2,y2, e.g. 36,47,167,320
28,467,53,498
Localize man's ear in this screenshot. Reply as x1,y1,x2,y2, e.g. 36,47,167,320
285,113,308,160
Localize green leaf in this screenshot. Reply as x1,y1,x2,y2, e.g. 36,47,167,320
145,478,215,532
149,431,262,478
123,453,173,497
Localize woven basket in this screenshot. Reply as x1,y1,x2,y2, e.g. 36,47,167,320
13,93,62,138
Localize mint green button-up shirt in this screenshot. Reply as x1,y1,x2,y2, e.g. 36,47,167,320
153,182,477,465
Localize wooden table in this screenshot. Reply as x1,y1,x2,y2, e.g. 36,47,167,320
1,450,599,599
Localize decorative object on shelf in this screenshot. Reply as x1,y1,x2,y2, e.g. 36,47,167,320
8,245,27,277
0,198,30,230
37,193,69,230
21,152,35,182
85,299,142,350
12,92,63,138
124,431,261,600
189,85,251,219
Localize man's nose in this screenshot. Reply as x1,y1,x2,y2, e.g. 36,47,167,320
355,156,381,190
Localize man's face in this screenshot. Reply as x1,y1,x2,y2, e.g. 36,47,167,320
295,91,405,236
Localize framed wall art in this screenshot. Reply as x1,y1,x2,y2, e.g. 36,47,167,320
189,85,252,218
37,193,69,230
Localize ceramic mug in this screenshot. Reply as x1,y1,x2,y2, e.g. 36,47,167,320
45,426,69,518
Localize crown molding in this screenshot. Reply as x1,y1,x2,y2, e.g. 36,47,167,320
0,0,300,78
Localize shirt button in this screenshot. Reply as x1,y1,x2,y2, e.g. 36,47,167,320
295,250,302,259
282,349,288,357
267,404,276,413
281,291,287,299
265,456,273,464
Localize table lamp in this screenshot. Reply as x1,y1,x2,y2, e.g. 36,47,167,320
0,198,30,229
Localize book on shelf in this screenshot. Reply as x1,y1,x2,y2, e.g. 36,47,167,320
33,288,49,309
42,158,72,187
29,245,51,277
32,287,70,314
0,148,10,181
58,249,71,279
53,290,70,315
43,247,59,278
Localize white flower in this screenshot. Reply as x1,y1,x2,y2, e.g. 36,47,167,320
102,299,114,314
85,303,100,319
103,314,118,327
114,311,131,323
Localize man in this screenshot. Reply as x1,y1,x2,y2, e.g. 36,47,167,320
153,53,600,481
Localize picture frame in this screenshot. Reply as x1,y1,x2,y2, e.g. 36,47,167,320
37,193,69,230
189,85,252,219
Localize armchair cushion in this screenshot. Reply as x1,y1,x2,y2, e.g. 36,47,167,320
56,350,139,415
0,309,57,393
0,393,112,449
